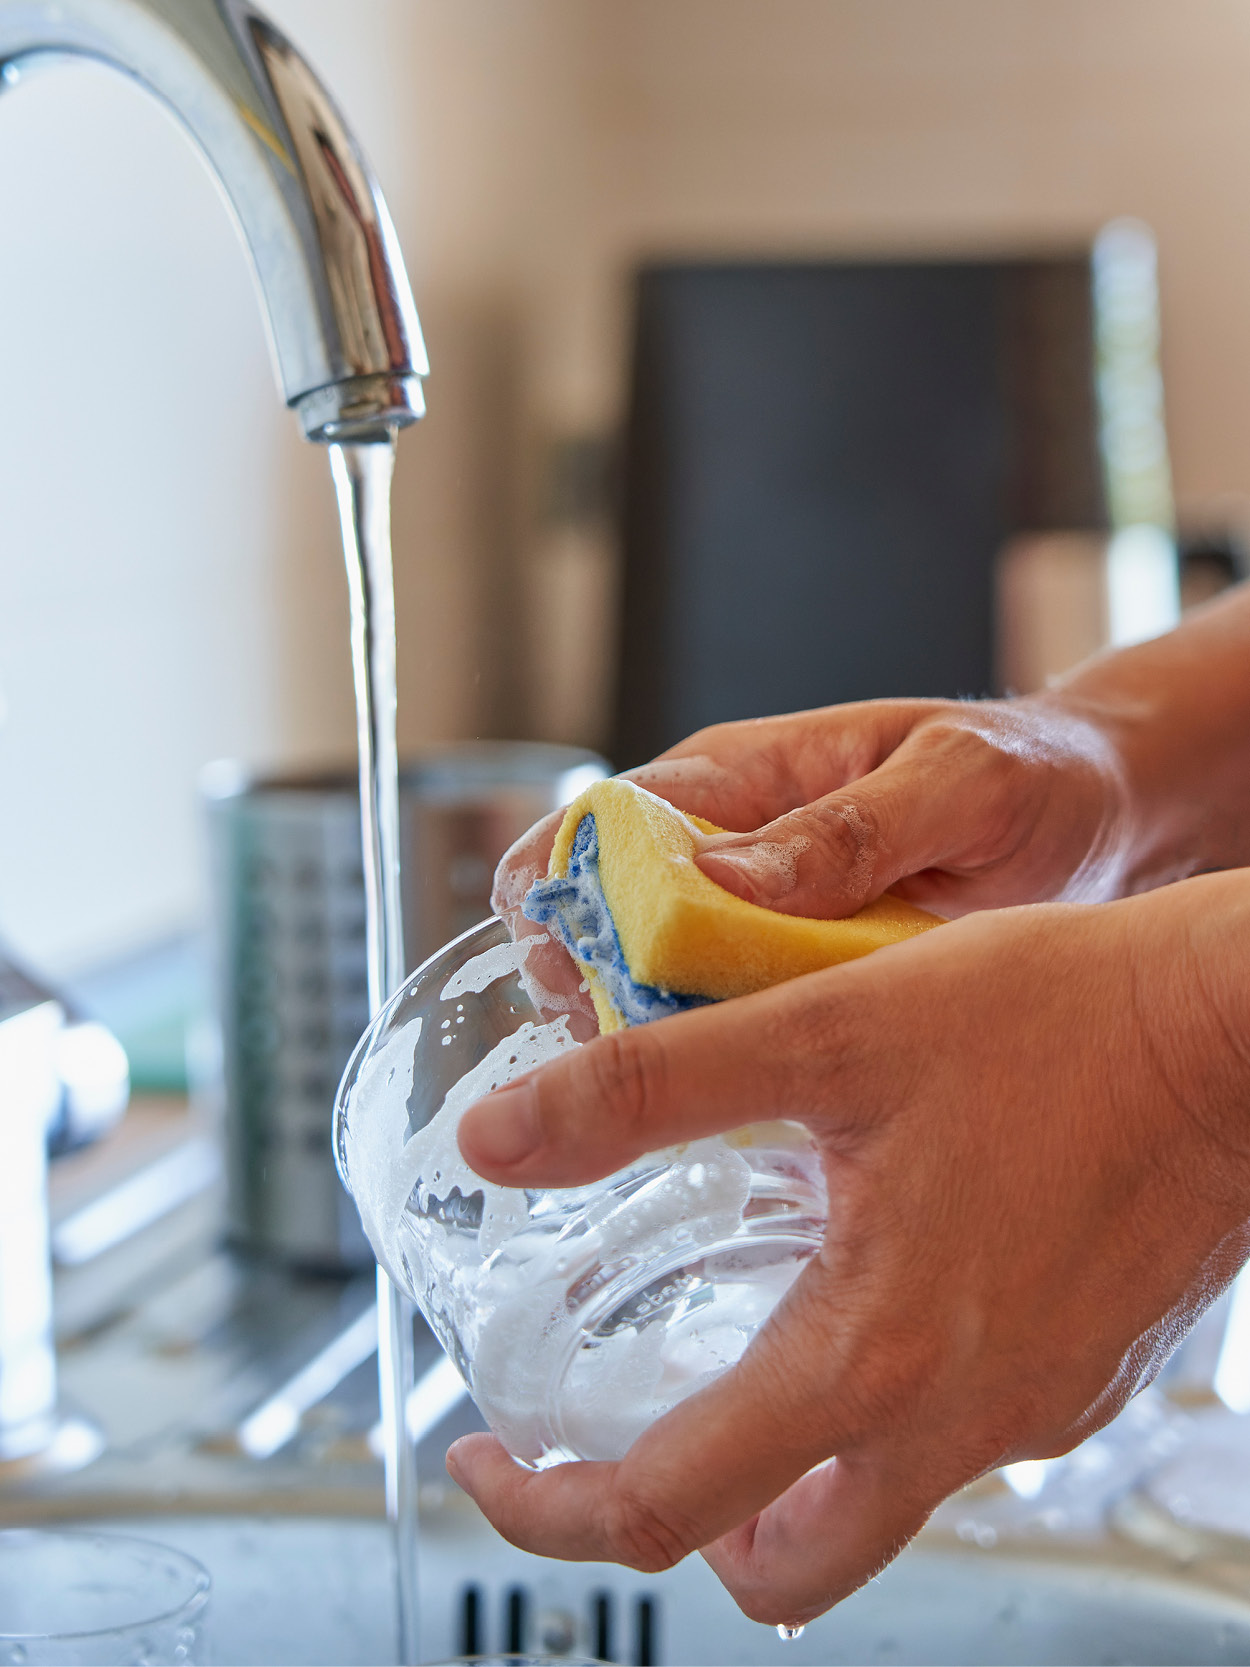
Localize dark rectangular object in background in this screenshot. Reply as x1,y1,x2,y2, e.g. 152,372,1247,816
613,259,1103,767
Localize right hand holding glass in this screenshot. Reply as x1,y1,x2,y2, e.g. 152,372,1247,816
452,873,1250,1624
470,585,1250,1621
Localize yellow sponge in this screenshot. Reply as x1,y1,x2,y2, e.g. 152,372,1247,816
523,778,940,1033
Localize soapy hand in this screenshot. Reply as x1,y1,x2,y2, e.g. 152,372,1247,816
666,696,1131,919
449,872,1250,1624
495,694,1132,940
497,581,1250,932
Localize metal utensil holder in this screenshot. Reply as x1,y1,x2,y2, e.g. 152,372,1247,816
205,743,606,1270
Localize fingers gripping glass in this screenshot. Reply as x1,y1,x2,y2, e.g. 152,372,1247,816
335,918,826,1469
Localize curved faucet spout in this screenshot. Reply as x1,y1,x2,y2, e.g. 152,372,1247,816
0,0,427,441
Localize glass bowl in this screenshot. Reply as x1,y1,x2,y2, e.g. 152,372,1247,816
0,1528,209,1665
335,917,825,1468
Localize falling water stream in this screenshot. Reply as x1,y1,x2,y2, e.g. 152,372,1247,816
330,436,421,1666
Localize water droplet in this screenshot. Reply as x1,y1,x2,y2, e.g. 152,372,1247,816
441,1018,451,1030
777,1624,805,1642
441,1036,452,1046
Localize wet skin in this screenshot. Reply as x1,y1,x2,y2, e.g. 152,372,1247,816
449,582,1250,1626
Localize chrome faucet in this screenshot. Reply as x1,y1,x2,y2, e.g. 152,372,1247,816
0,0,427,442
0,0,426,1476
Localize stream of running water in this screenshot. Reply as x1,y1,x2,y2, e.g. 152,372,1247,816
330,435,421,1666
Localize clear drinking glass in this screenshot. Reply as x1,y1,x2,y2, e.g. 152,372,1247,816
0,1528,209,1665
335,918,826,1469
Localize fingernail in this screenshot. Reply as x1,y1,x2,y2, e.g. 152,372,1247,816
462,1083,541,1167
445,1440,467,1484
697,849,771,902
698,843,799,902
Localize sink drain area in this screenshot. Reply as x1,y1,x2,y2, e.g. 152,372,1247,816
75,1513,1250,1666
457,1581,659,1663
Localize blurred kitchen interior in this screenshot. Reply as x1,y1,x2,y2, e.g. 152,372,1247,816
4,0,1250,1013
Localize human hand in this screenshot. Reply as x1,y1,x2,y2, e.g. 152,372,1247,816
449,873,1250,1625
493,696,1131,952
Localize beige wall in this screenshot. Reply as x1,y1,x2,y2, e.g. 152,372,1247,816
391,0,1250,750
574,0,1250,511
5,1,1250,971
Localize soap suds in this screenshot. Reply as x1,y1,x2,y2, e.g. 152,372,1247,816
697,829,811,898
441,935,536,1000
627,753,741,821
829,801,874,896
524,814,711,1027
349,1012,580,1295
748,831,811,890
342,1015,423,1277
342,992,816,1466
515,948,597,1023
341,798,829,1469
490,808,564,918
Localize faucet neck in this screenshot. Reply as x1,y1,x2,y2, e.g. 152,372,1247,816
0,0,427,441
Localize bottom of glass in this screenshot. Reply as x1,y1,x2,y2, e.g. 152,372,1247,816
520,1225,822,1468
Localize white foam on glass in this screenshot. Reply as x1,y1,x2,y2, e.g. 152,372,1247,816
440,935,536,1001
344,928,824,1467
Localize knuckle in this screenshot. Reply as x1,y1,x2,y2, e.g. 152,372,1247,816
912,711,1016,776
803,798,880,904
582,1031,667,1146
684,718,738,751
601,1483,703,1573
770,980,871,1117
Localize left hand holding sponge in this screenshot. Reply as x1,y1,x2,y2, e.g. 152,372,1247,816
520,778,939,1034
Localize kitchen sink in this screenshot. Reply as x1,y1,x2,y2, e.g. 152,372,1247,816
80,1507,1250,1666
22,1097,1250,1667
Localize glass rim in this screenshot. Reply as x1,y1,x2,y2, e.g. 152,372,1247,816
0,1527,210,1642
392,912,503,1000
334,914,502,1188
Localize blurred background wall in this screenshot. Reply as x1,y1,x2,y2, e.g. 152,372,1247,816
4,0,1250,977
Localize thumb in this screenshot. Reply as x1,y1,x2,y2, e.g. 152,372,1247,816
456,968,874,1188
694,744,994,918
